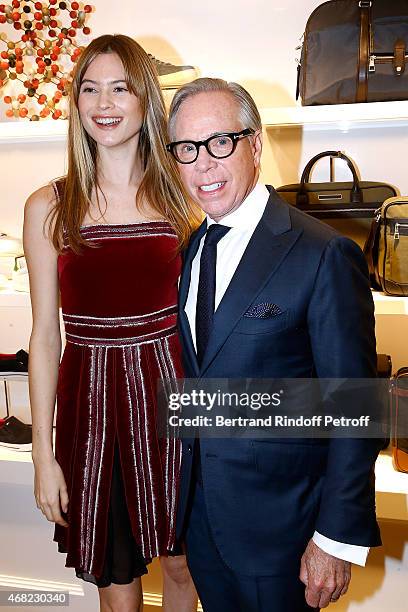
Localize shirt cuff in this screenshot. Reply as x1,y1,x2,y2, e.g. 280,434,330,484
313,531,369,566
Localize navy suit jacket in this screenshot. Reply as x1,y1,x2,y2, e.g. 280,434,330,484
176,187,381,576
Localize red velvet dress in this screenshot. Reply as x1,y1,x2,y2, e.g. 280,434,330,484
53,213,183,581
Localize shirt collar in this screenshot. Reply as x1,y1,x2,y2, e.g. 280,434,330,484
206,183,269,231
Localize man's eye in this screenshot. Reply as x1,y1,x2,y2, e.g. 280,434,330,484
216,137,229,146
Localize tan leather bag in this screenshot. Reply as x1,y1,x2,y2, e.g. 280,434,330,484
364,197,408,295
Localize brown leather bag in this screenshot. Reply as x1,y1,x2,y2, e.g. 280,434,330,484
391,367,408,473
297,0,408,105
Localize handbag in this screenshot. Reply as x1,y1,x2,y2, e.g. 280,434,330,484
391,367,408,473
276,150,397,249
297,0,408,105
364,196,408,295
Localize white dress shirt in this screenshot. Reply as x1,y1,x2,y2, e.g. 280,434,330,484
184,182,369,566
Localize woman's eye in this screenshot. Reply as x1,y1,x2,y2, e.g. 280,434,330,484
114,86,128,92
82,87,96,93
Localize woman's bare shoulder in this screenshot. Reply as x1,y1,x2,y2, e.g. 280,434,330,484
24,183,59,226
25,183,57,210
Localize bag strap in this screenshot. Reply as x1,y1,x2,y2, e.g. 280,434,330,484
363,212,382,291
296,151,363,206
357,1,372,103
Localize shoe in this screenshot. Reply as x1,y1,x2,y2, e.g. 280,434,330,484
0,415,32,451
0,418,5,429
149,54,199,89
0,349,29,375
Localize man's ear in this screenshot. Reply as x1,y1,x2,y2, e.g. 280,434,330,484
252,129,263,168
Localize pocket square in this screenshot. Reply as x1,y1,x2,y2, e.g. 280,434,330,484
244,303,283,318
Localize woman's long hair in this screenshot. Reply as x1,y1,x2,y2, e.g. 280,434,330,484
47,34,201,253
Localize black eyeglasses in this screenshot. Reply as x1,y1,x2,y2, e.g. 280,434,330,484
166,128,255,164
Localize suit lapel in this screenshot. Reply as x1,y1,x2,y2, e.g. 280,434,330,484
178,220,207,376
199,190,302,375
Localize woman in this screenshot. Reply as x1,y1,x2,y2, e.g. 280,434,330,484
23,34,200,612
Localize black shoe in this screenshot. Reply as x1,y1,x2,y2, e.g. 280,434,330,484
0,349,29,376
0,415,32,451
149,54,199,89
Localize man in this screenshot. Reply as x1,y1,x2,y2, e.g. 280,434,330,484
166,78,381,612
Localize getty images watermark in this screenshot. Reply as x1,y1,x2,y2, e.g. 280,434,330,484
157,378,404,439
167,389,370,429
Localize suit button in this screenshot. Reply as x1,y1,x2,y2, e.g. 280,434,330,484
187,444,193,454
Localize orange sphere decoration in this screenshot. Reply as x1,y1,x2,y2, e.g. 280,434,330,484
0,0,93,120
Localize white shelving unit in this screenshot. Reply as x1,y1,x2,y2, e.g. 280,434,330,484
2,100,408,144
376,451,408,496
260,100,408,132
372,292,408,315
0,119,68,144
1,288,406,313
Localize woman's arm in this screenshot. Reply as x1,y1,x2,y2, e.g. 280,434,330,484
23,184,68,527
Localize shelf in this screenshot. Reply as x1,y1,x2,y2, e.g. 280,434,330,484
0,445,406,499
0,445,32,464
376,450,408,495
260,100,408,132
0,374,28,382
1,100,407,142
0,289,30,307
0,120,68,144
373,292,408,315
0,288,407,314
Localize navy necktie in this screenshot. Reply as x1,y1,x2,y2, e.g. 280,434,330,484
196,223,231,365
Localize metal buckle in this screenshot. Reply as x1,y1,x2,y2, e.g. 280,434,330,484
359,1,372,7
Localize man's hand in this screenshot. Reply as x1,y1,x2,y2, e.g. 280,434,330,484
300,539,351,608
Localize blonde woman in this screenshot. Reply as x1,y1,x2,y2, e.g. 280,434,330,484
23,34,200,612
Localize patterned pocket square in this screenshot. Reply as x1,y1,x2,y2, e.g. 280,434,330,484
244,303,283,318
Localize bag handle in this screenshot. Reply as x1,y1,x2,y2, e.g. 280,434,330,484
296,150,363,206
363,212,382,291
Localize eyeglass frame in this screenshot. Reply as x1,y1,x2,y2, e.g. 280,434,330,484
166,128,255,164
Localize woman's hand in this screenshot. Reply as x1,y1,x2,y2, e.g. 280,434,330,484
33,456,69,527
